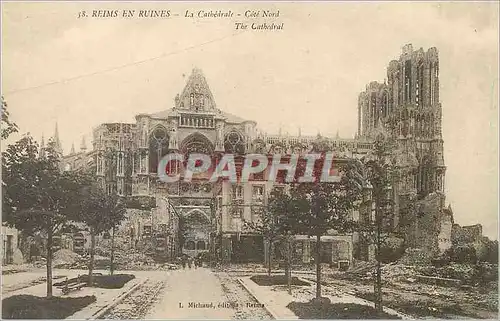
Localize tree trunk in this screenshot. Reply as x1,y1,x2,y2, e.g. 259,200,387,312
110,227,115,275
267,241,272,276
374,239,383,313
88,230,96,286
315,234,322,299
284,239,289,281
287,237,292,295
46,229,53,298
374,203,383,314
375,258,382,312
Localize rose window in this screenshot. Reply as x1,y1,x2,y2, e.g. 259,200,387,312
224,131,245,154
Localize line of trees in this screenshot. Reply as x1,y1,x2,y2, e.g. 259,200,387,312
2,98,126,297
243,133,407,313
243,159,365,302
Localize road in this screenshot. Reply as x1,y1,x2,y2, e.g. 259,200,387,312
145,267,235,319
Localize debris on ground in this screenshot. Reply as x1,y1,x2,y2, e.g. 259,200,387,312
33,258,47,268
1,263,33,275
398,248,433,266
53,249,81,268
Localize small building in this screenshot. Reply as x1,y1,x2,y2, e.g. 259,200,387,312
1,226,23,265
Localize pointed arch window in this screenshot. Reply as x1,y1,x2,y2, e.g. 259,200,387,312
149,126,169,174
417,62,424,107
430,62,435,105
404,60,412,103
382,92,388,118
197,241,206,250
185,241,195,250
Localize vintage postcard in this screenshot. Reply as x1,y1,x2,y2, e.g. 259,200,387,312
1,1,498,320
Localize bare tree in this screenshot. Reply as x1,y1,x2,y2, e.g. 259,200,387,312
355,133,416,314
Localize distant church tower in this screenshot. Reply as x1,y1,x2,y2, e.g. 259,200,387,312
39,134,46,158
52,122,63,155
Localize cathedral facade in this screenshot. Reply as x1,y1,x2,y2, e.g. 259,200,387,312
60,44,452,265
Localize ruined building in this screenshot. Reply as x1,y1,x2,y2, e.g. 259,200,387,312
358,44,452,255
54,44,453,265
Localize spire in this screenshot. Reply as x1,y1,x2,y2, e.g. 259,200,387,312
298,127,302,137
54,122,59,143
336,130,340,139
80,136,87,152
39,134,46,158
70,143,75,155
52,122,63,154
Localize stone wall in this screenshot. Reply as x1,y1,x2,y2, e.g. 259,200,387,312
452,224,483,245
405,192,446,255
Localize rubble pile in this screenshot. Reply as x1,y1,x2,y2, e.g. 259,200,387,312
53,249,81,268
2,264,32,275
398,248,433,266
93,255,111,268
381,263,417,281
343,261,418,284
345,261,376,280
350,261,376,273
416,262,498,286
110,249,179,270
58,245,180,271
33,258,47,268
114,251,156,270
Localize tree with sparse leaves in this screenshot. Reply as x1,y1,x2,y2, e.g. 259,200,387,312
243,204,279,276
243,188,295,278
287,160,363,302
282,137,365,302
354,133,415,314
267,187,300,294
73,175,126,285
1,97,18,140
2,136,80,298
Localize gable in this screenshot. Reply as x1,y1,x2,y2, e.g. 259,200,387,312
176,68,216,112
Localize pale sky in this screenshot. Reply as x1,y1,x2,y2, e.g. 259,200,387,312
1,2,498,239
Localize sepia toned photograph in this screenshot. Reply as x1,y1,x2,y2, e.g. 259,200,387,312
1,1,498,319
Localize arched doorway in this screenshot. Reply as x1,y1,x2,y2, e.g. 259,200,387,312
180,132,214,156
180,209,211,256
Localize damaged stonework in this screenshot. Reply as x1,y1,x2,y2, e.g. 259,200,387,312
114,196,180,260
402,192,453,256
